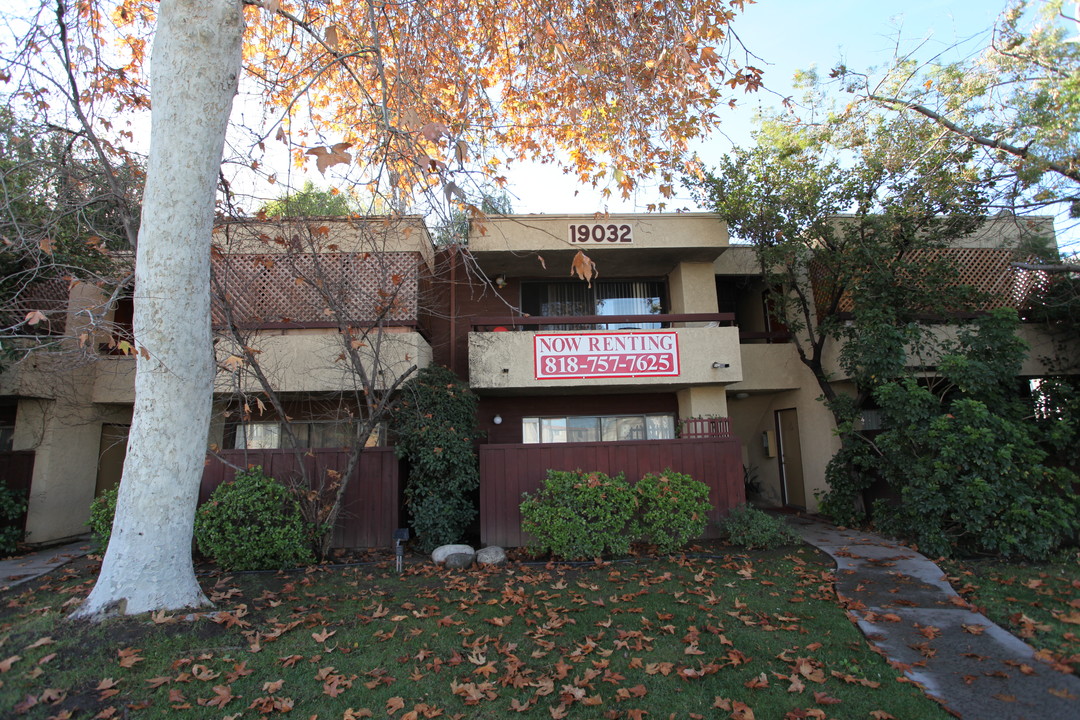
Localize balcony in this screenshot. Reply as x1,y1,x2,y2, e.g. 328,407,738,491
468,313,742,393
214,325,432,394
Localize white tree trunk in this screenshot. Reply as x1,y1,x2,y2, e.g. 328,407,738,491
73,0,243,619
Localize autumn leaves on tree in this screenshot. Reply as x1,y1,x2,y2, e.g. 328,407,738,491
0,0,767,617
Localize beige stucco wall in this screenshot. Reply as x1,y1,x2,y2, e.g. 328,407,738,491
213,328,432,394
727,344,803,393
727,378,841,512
669,262,718,316
468,326,742,393
470,213,728,253
5,363,134,543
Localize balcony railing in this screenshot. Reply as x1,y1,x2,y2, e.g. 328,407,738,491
470,312,736,331
679,416,734,438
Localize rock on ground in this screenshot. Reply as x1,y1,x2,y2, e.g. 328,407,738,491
477,546,507,566
432,544,475,565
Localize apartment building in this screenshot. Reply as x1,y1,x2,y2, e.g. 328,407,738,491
0,213,1060,547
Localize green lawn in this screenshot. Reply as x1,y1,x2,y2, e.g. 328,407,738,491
0,546,954,719
940,554,1080,674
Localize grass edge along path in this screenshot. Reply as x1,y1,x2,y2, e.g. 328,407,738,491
940,555,1080,672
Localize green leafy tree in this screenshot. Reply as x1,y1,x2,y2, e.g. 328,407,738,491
690,109,988,520
432,189,514,246
870,310,1080,559
259,180,358,218
838,0,1080,221
0,109,138,367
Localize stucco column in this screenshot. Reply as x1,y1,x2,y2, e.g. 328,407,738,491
677,386,729,420
668,262,718,318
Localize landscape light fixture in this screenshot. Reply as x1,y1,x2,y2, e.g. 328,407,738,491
393,528,410,573
712,362,730,369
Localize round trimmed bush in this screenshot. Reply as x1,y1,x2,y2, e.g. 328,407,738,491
88,486,118,550
195,467,314,570
635,470,712,553
520,470,637,560
719,504,800,549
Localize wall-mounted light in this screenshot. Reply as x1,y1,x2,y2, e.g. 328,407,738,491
495,275,507,289
712,362,730,369
734,392,750,400
493,414,503,425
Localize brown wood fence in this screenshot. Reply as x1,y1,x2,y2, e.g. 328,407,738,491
201,448,401,549
0,450,35,538
479,437,743,547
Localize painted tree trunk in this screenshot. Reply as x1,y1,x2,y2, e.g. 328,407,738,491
73,0,243,619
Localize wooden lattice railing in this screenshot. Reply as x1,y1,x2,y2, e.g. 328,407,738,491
210,252,421,327
809,248,1047,323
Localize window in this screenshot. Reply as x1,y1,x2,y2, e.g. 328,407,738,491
522,414,675,444
521,280,665,330
230,420,377,449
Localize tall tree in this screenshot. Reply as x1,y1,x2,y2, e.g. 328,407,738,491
690,108,989,518
836,0,1080,224
259,179,358,217
3,0,765,617
72,0,244,618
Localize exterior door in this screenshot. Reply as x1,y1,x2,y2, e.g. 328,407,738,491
95,424,129,496
775,409,806,509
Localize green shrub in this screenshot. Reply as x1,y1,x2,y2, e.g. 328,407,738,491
391,366,480,552
195,467,314,571
634,470,712,553
719,504,800,549
521,470,638,560
0,485,27,556
872,389,1080,559
89,486,118,549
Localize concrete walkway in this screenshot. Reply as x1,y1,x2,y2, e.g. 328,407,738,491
0,539,91,593
788,516,1080,720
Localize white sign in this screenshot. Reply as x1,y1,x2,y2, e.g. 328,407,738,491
534,331,680,379
568,222,633,245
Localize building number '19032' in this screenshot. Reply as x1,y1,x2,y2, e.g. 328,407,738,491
568,223,633,244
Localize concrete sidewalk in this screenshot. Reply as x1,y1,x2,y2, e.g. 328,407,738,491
788,516,1079,720
0,539,91,593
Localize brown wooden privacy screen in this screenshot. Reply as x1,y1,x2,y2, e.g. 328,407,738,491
0,450,35,537
479,437,743,548
201,448,401,549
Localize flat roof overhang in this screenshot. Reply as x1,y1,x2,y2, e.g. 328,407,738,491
467,213,728,277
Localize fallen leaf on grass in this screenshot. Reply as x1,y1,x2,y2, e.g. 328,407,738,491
961,623,986,635
13,694,37,713
312,628,336,643
25,637,55,650
39,687,66,704
812,691,841,705
744,673,769,689
201,685,237,708
118,647,144,668
0,655,21,672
